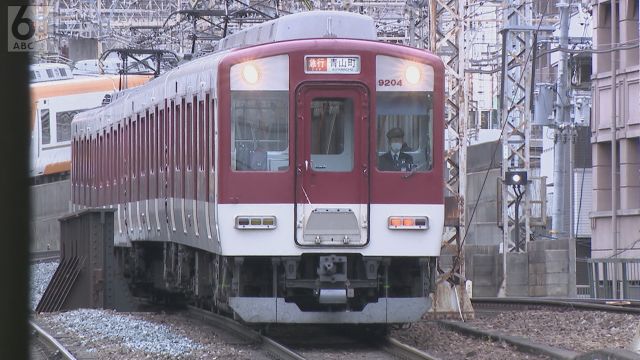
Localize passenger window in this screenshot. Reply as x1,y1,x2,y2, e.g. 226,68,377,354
376,92,433,172
56,110,84,142
310,98,354,172
231,91,289,171
40,109,50,145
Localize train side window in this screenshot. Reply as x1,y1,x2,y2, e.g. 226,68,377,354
150,111,155,175
114,128,118,186
40,109,51,145
209,96,215,169
56,110,84,142
176,104,181,171
231,91,289,171
106,132,111,188
192,96,198,173
198,100,204,171
159,109,164,173
98,135,103,192
133,118,138,179
182,98,186,174
170,102,175,198
376,92,433,172
141,115,146,179
187,102,193,171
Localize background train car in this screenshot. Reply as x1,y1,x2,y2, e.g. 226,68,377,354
71,11,445,325
30,63,150,253
30,63,150,181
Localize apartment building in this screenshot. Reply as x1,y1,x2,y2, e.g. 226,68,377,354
591,0,639,258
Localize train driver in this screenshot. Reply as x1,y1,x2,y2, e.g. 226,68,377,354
378,127,414,171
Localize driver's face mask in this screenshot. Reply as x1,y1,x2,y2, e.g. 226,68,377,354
390,142,402,153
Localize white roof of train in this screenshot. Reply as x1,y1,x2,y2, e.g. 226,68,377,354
72,11,379,136
215,11,377,51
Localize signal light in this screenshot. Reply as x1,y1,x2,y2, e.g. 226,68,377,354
505,170,527,186
388,216,429,230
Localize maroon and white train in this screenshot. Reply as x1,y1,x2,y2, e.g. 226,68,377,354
71,11,445,324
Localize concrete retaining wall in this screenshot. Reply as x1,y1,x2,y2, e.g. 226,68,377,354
30,180,70,252
464,239,571,297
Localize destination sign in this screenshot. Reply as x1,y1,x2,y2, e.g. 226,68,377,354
305,56,360,74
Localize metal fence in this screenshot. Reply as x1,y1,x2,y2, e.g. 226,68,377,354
579,258,640,300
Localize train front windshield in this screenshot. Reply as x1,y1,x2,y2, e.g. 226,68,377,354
230,91,289,172
376,91,433,172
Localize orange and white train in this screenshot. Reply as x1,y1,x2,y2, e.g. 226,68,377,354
30,63,149,182
71,11,445,325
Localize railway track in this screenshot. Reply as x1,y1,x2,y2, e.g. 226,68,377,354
30,250,60,263
471,297,640,314
187,305,438,360
29,320,76,360
187,305,304,360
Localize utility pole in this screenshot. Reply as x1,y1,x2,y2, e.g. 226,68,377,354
610,0,618,299
551,1,576,297
552,2,571,239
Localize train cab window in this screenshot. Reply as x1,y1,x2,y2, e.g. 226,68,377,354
231,91,289,171
40,109,51,145
310,98,354,172
376,92,433,172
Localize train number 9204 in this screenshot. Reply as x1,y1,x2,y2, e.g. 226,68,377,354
378,79,403,87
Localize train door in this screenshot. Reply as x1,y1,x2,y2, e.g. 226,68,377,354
295,84,370,246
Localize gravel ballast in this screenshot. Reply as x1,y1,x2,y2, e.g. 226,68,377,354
47,309,202,357
393,310,640,359
37,309,257,359
392,321,551,360
470,310,640,354
30,261,58,310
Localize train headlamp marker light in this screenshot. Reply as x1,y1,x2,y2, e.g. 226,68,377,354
388,216,429,230
405,65,421,85
235,216,277,229
242,63,259,85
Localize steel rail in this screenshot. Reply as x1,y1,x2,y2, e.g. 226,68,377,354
471,297,640,314
186,306,304,360
383,337,442,360
30,320,77,360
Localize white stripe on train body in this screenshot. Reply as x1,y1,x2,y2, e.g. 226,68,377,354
218,204,443,257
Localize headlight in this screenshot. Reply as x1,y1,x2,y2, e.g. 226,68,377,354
242,63,260,85
405,65,421,85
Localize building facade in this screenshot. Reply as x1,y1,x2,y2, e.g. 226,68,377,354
591,0,639,258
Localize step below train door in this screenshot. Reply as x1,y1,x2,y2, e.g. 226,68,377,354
295,83,370,247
